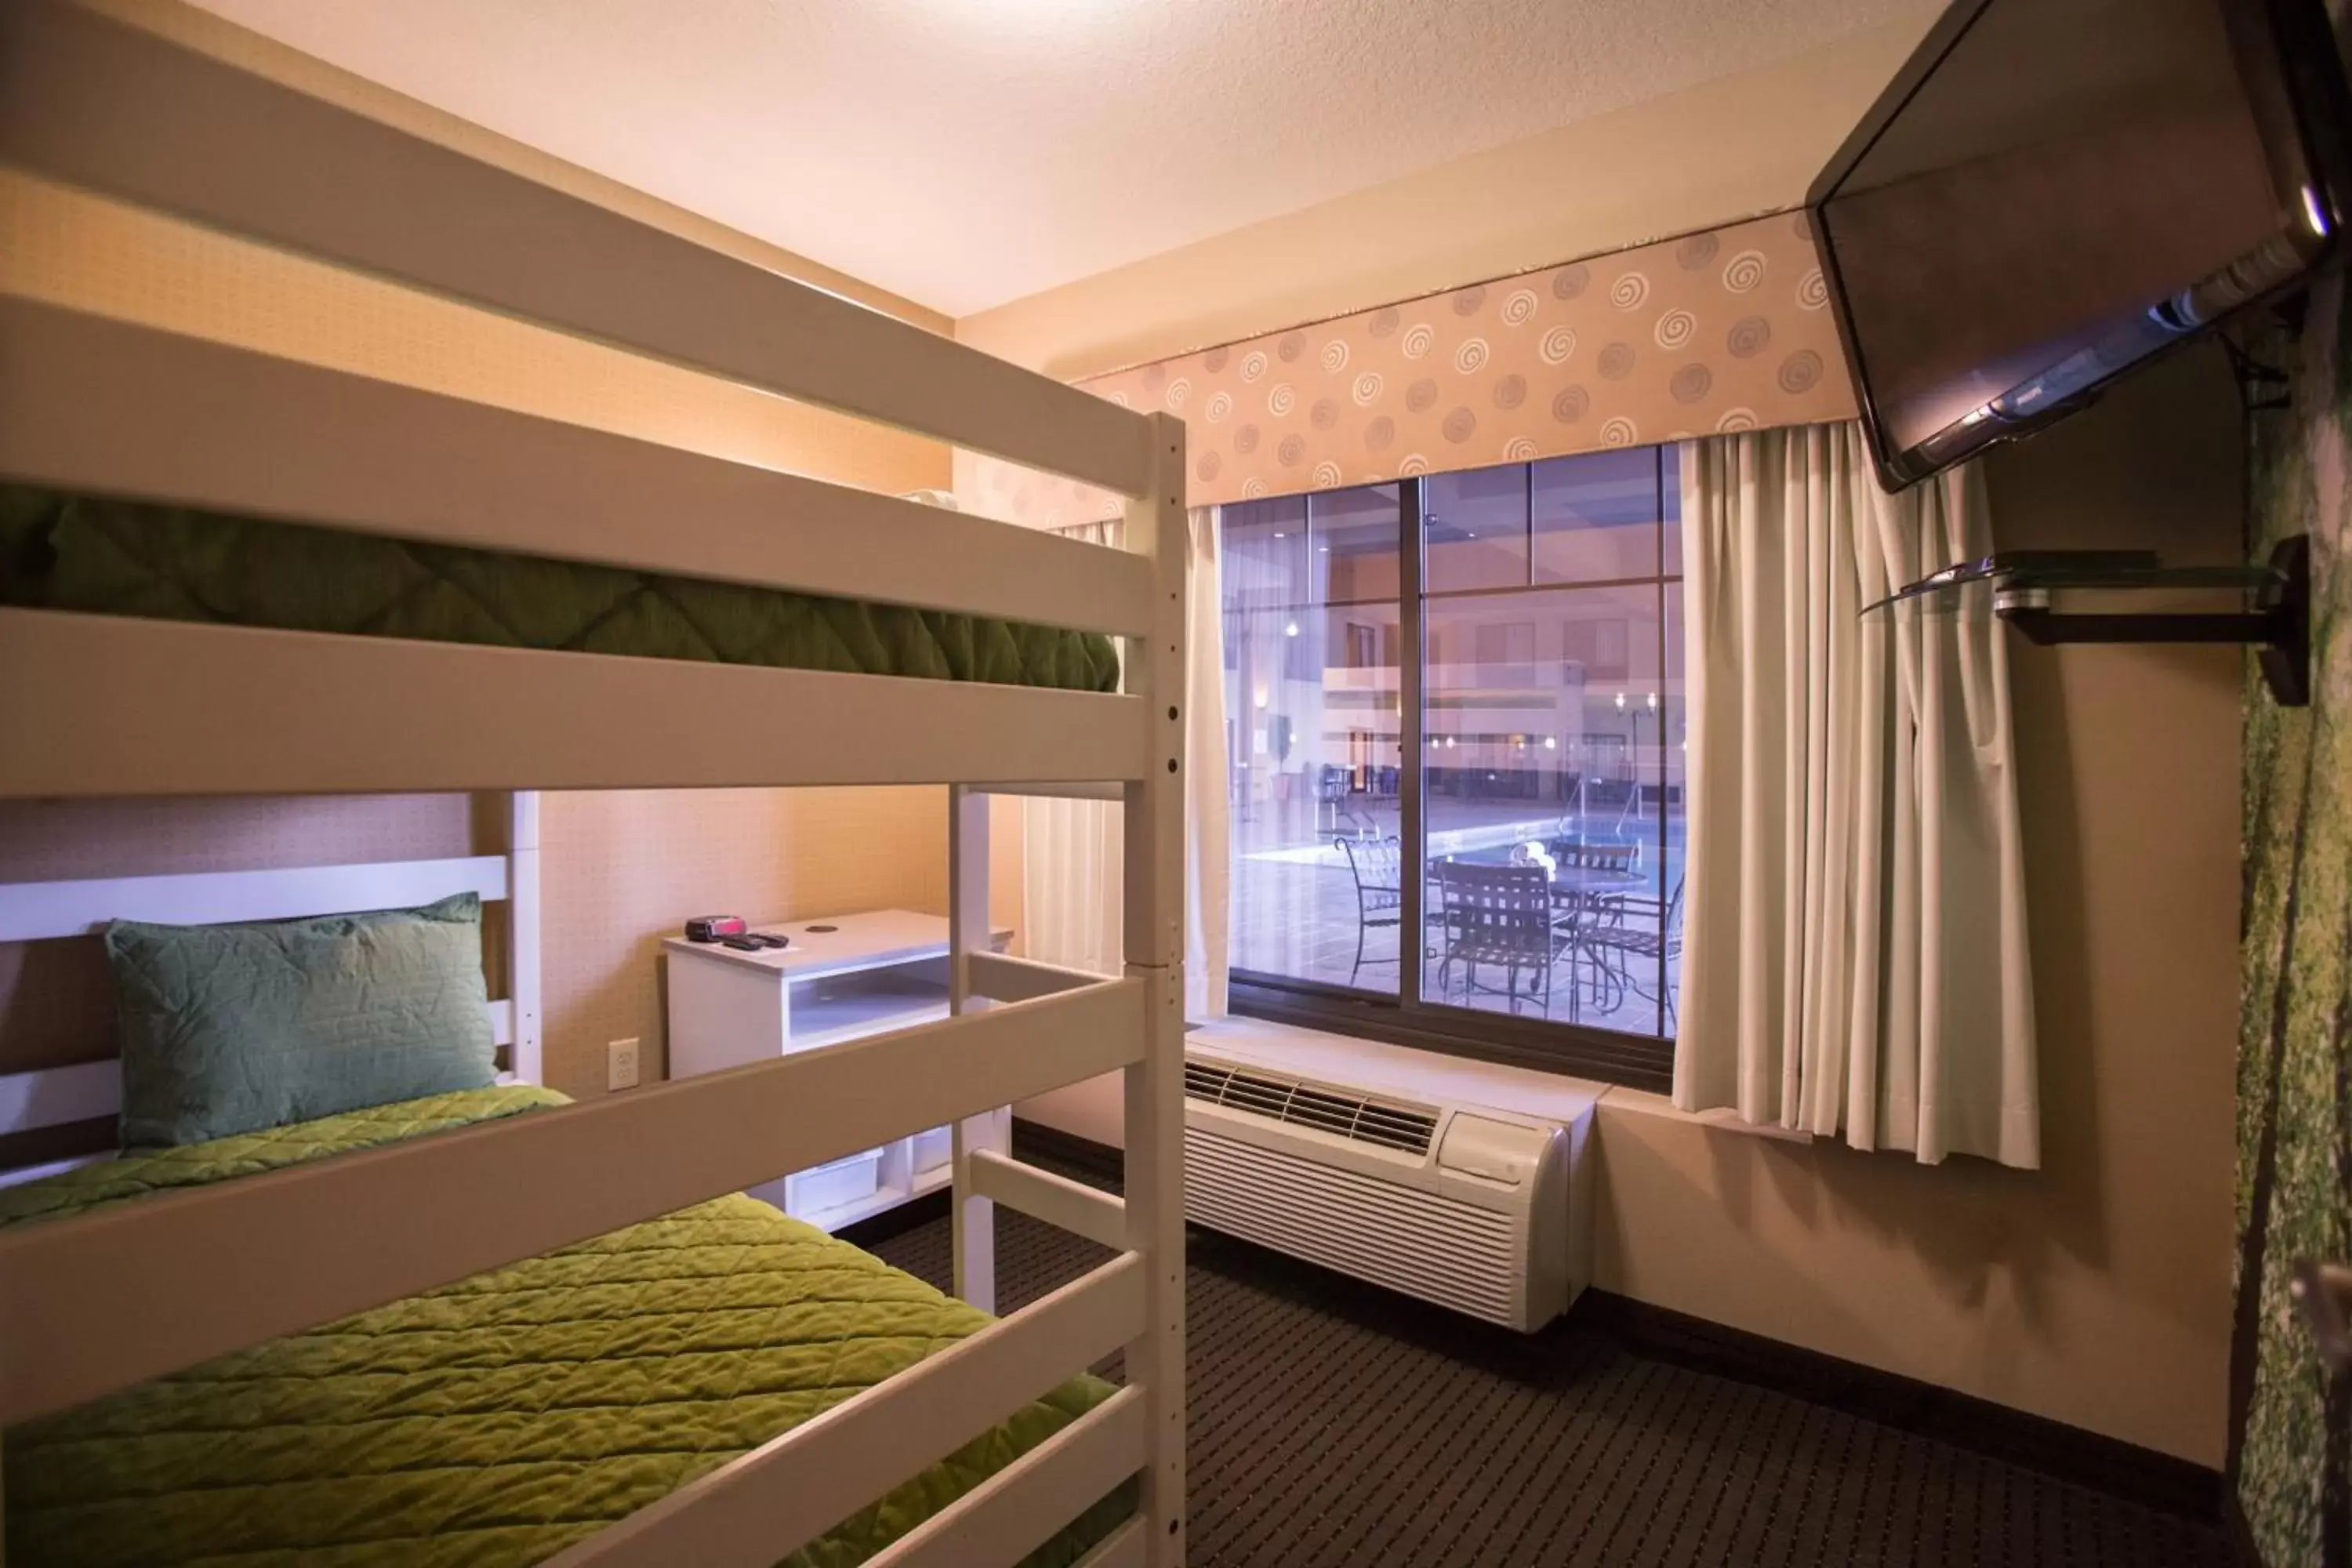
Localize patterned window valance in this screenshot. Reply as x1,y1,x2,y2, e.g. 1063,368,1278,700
967,209,1857,525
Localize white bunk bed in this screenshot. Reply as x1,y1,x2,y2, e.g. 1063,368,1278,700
0,2,1189,1564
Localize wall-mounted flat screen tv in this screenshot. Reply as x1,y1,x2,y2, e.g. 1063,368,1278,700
1808,0,2352,490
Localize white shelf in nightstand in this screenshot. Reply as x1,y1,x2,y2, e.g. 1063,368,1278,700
661,909,1010,1232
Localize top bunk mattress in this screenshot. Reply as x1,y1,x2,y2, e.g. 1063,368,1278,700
0,1085,1130,1567
0,486,1123,693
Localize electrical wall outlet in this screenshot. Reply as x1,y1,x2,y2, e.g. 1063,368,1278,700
607,1037,641,1091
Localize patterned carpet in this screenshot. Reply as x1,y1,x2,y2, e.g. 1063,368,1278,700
862,1142,2235,1568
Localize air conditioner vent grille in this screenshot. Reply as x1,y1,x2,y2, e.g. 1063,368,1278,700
1182,1055,1439,1157
1220,1073,1294,1120
1352,1102,1443,1152
1283,1086,1361,1136
1185,1127,1520,1323
1182,1062,1232,1102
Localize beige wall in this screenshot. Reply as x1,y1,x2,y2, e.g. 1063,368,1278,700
0,3,959,1113
538,789,953,1096
1595,343,2244,1466
954,12,1938,383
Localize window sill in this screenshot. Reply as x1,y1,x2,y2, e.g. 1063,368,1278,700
1229,975,1674,1095
1191,1015,1609,1124
1191,1018,1818,1155
1596,1086,1817,1143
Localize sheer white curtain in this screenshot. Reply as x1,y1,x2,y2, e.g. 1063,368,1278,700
1673,423,2038,1167
1022,510,1230,1018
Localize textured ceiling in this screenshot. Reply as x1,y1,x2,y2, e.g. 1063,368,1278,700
186,0,1916,317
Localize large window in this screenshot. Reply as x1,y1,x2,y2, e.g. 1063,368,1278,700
1223,447,1683,1087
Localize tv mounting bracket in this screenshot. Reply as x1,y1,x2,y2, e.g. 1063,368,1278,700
1865,534,2311,706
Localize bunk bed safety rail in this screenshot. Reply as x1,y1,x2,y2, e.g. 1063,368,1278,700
0,608,1155,798
0,299,1159,639
0,975,1146,1428
539,1255,1149,1568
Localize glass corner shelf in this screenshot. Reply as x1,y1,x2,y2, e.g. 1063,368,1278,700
1861,535,2310,706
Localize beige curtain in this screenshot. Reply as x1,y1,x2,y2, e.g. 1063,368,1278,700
1022,510,1229,1018
1673,423,2038,1167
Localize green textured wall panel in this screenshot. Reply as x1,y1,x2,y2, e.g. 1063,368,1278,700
2233,273,2352,1567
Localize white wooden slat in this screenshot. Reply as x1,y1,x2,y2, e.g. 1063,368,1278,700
1124,965,1190,1567
968,951,1108,1004
1122,413,1190,970
1070,1519,1149,1568
949,785,1006,1314
1120,415,1191,1565
545,1253,1145,1568
0,1059,117,1134
865,1388,1148,1568
0,999,511,1139
993,782,1127,801
506,793,543,1087
0,610,1150,798
0,299,1156,638
0,1152,111,1192
968,1150,1129,1253
0,1,1156,496
0,978,1145,1425
0,856,511,942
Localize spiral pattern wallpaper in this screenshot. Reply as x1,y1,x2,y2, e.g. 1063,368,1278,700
968,210,1855,528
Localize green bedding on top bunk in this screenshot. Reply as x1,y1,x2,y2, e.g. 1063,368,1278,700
0,485,1122,692
0,1086,1132,1568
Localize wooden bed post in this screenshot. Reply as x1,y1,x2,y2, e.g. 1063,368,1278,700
949,782,1006,1312
506,791,543,1087
1123,412,1189,1568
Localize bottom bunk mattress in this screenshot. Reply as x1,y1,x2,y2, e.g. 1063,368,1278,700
0,485,1123,693
0,1086,1131,1567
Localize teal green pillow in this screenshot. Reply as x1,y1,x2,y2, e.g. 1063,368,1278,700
104,893,498,1149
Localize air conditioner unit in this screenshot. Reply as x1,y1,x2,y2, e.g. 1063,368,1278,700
1182,1048,1592,1331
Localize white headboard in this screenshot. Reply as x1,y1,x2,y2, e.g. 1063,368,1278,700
0,791,541,1158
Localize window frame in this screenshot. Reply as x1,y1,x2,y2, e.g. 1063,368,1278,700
1226,462,1682,1094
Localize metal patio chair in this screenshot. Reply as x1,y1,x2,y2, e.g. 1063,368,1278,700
1431,859,1566,1017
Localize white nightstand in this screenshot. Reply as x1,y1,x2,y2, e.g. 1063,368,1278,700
662,909,1011,1231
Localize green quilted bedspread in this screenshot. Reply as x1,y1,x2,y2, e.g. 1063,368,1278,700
0,1087,1131,1567
0,485,1121,691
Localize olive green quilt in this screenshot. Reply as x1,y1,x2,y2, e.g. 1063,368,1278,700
0,485,1121,692
0,1087,1130,1567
